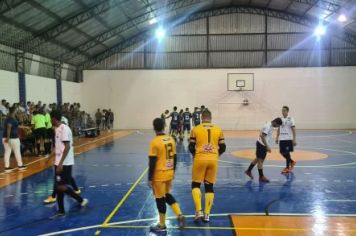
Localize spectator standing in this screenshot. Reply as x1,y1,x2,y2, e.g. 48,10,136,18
95,109,102,130
2,107,27,172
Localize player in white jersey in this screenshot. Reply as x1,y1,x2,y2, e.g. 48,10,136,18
276,106,297,174
49,110,88,219
245,118,282,182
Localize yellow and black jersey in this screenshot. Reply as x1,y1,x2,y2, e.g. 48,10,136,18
190,122,225,161
148,134,176,181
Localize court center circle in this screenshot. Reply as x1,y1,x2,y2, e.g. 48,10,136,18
231,149,328,161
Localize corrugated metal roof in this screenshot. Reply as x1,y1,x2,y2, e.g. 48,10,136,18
0,0,354,71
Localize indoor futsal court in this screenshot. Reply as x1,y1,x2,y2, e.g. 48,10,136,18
1,0,356,236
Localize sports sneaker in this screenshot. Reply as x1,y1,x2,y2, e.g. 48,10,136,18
194,210,204,222
44,196,56,204
80,198,89,207
49,211,65,220
281,167,290,174
291,161,297,170
75,189,81,195
244,170,254,179
203,213,210,222
18,165,27,171
4,167,14,173
177,215,185,230
149,223,167,233
259,176,270,183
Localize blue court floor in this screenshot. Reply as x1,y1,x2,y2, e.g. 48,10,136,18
1,130,356,235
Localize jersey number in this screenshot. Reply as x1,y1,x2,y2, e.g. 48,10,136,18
207,129,211,143
165,143,174,160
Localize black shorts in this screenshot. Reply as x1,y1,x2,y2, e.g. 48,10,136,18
34,128,47,140
170,123,178,130
279,140,294,153
55,165,73,185
183,124,191,131
46,128,54,140
194,121,200,126
256,141,267,160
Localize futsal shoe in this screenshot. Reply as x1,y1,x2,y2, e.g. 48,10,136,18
259,176,270,183
203,214,210,223
75,189,81,195
244,170,254,179
291,161,297,170
177,215,186,230
80,198,89,207
194,210,204,222
149,223,167,233
43,196,56,204
18,165,27,171
281,167,290,174
4,167,14,173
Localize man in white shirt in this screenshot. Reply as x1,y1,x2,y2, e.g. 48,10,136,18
245,118,283,182
49,110,88,219
276,106,297,174
0,99,8,116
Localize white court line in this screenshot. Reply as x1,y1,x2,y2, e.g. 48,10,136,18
39,212,356,236
324,200,356,202
219,159,356,168
220,146,356,168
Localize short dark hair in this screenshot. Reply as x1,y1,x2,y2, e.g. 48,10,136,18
185,108,189,111
153,118,164,132
50,110,62,122
272,117,283,126
282,106,289,112
173,106,177,111
201,109,211,119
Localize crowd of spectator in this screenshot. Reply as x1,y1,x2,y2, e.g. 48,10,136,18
1,99,115,161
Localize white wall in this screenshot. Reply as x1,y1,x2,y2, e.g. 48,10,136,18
62,80,82,104
0,69,82,105
0,70,19,103
84,67,356,130
26,74,57,104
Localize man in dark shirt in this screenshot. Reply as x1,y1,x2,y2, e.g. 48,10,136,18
192,107,201,126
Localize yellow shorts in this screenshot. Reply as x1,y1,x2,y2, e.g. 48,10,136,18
152,180,172,198
192,159,218,184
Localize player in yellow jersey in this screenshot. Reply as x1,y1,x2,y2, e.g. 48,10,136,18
189,109,226,222
148,118,185,233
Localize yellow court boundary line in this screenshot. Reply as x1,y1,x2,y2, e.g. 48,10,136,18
102,225,356,232
95,167,148,235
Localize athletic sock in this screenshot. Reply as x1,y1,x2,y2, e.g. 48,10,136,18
247,163,256,172
258,169,264,177
205,193,214,215
170,203,182,217
192,188,202,212
159,213,166,226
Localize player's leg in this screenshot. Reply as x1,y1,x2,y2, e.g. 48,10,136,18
203,161,218,222
186,125,191,141
44,166,57,204
165,181,185,230
245,141,260,179
151,181,168,232
280,140,291,173
62,166,85,202
192,160,206,221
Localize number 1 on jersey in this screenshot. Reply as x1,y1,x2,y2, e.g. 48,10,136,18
207,129,211,143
